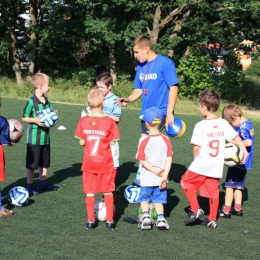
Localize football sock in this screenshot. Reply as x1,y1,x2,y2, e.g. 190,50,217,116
86,196,95,222
183,188,200,213
223,205,231,213
234,204,242,211
104,193,114,222
208,198,219,221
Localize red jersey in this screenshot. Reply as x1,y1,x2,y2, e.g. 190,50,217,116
75,115,120,173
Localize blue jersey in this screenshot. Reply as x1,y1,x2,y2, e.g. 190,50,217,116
236,120,254,170
103,93,121,118
133,54,178,115
0,115,10,145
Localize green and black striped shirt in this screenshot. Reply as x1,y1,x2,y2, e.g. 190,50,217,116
22,94,52,145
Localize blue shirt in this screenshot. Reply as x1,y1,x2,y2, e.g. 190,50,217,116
103,93,121,118
133,54,178,115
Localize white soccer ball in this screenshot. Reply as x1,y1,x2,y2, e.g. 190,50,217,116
8,119,24,142
124,185,141,203
94,200,116,222
81,106,91,117
39,108,58,128
224,142,244,167
8,186,29,207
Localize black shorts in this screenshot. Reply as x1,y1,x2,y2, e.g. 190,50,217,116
26,144,51,169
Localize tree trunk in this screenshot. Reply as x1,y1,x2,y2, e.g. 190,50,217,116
147,5,161,45
10,30,23,86
108,43,117,83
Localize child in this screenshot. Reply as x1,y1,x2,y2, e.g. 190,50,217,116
136,107,172,230
0,97,16,216
75,89,120,231
22,73,58,196
181,90,248,228
219,104,254,218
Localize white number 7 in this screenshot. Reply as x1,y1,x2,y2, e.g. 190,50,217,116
88,135,100,156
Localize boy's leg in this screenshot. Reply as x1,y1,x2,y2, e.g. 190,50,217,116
26,168,39,196
38,167,58,191
0,187,13,216
104,192,114,222
86,194,98,230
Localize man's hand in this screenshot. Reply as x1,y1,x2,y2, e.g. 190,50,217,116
114,97,130,107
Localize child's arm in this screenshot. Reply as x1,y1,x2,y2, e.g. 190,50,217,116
139,160,164,177
232,135,248,164
108,115,121,123
159,156,172,189
22,116,44,127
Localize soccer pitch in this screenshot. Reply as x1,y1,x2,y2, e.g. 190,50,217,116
1,98,259,260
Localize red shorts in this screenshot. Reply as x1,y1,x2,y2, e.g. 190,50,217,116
181,169,219,198
82,169,117,194
0,145,6,182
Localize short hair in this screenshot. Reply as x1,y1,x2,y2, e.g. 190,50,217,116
96,72,113,87
31,73,49,89
87,89,104,108
222,104,243,122
199,90,220,113
132,35,153,50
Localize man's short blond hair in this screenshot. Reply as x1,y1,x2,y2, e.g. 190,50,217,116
132,35,153,50
87,89,104,108
31,73,49,89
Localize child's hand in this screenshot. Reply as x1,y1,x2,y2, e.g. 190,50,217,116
240,150,248,164
155,168,164,177
36,116,45,127
79,139,85,146
9,141,17,146
54,110,58,114
159,177,167,189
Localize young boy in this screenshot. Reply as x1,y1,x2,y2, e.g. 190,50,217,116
75,89,120,231
136,107,172,230
181,90,248,228
219,104,254,218
22,73,58,196
0,97,16,216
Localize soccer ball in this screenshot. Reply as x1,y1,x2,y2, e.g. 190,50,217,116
8,186,29,207
94,200,116,222
224,142,244,167
39,108,58,128
165,117,186,138
8,119,24,142
124,185,141,203
81,106,91,117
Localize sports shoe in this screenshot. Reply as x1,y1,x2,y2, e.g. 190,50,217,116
0,207,13,217
218,209,231,218
155,218,170,230
138,215,152,230
106,221,115,231
26,184,39,196
184,208,204,224
37,181,58,191
201,218,217,228
86,221,98,230
231,208,243,216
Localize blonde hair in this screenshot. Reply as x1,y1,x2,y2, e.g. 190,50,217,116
87,89,104,108
199,90,220,113
31,73,49,89
222,104,243,122
132,35,153,50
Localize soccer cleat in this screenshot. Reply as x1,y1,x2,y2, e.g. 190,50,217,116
26,184,39,196
155,218,170,230
231,208,243,216
218,209,231,218
184,208,204,224
37,181,58,192
86,221,98,230
138,215,152,230
0,207,14,217
201,218,217,228
106,221,115,231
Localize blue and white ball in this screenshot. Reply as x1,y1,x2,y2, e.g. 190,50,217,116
39,108,58,128
8,186,29,207
124,185,141,203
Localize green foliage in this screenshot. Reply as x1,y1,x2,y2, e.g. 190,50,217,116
177,49,215,99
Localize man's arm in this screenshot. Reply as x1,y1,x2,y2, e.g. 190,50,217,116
166,85,178,129
115,89,142,107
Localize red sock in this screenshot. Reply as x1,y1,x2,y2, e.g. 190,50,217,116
208,198,219,221
223,205,231,213
86,196,95,222
104,193,114,222
234,204,242,211
183,188,200,213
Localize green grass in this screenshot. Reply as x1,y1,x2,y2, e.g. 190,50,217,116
1,98,260,260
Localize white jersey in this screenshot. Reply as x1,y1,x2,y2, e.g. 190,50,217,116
188,118,237,178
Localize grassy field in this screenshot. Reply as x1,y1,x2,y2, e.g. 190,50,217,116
0,97,259,260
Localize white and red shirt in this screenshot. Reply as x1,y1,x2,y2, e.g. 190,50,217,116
189,118,237,178
136,134,173,186
75,115,120,174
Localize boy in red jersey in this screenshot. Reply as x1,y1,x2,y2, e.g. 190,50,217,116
75,89,120,231
181,90,248,228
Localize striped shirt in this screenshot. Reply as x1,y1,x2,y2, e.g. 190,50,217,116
22,94,52,145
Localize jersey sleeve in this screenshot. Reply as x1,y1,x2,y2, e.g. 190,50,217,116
136,136,149,161
190,123,202,147
0,116,10,145
74,118,84,139
133,64,142,89
22,99,34,118
163,135,173,157
162,58,179,87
